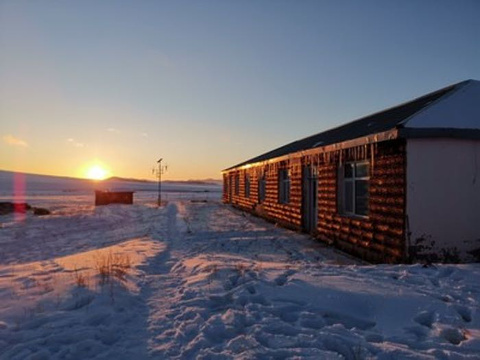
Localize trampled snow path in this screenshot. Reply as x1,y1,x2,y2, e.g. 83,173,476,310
143,202,480,359
1,198,480,359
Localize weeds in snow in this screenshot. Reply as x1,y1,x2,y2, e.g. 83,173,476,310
235,263,247,276
73,267,88,288
93,251,131,285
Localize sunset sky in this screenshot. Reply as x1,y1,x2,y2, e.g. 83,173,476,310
1,1,479,181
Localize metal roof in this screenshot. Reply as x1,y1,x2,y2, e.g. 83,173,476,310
224,80,476,171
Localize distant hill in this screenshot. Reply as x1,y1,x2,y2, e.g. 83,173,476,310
107,176,222,186
0,170,221,195
106,176,154,183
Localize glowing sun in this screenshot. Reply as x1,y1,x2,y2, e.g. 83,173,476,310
86,165,109,180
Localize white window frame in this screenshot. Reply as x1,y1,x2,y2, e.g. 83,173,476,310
278,168,290,204
339,161,369,217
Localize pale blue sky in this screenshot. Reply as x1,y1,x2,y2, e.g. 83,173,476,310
1,1,479,180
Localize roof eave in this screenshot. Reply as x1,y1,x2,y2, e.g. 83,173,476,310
222,128,399,173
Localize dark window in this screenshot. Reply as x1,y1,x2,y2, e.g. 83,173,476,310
258,174,266,203
234,174,240,196
245,173,250,198
340,161,369,216
278,168,290,204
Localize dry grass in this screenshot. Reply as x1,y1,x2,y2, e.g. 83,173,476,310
235,263,247,276
93,251,131,285
73,267,88,288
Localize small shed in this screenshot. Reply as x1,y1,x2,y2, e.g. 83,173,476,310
95,190,134,206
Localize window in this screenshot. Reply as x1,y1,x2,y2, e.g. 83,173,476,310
245,173,250,198
258,174,266,203
224,178,228,196
339,161,369,216
278,168,290,204
234,174,240,196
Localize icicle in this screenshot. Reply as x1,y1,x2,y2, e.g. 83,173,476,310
370,143,375,177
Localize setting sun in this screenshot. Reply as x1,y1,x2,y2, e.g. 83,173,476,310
86,165,109,180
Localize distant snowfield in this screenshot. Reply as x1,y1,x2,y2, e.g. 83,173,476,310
0,190,479,359
0,169,222,196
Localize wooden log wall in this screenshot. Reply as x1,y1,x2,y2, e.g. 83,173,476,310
223,139,407,263
317,140,407,263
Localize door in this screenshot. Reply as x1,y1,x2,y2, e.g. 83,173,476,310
302,165,318,233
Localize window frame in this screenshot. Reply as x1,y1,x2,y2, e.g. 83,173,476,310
224,177,228,197
234,174,240,196
278,168,291,204
244,172,251,198
339,160,370,217
258,174,266,203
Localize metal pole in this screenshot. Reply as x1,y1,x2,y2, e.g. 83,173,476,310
157,158,163,207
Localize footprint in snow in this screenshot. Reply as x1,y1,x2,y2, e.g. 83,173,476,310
322,311,376,330
274,269,296,286
438,326,467,345
454,305,472,323
413,310,436,328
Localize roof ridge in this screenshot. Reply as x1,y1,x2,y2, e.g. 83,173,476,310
398,80,473,127
315,80,467,136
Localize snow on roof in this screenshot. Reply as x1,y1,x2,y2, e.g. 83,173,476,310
225,79,479,171
403,80,480,129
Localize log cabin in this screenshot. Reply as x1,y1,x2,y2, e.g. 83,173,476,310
222,80,480,263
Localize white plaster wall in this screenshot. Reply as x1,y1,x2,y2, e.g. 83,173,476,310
406,139,480,261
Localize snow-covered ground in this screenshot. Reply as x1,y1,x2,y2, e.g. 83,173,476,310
1,190,479,359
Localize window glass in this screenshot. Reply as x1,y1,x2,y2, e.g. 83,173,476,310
355,162,369,178
234,175,240,196
355,180,369,216
279,168,290,204
258,176,266,203
245,174,250,198
344,163,354,178
339,161,369,216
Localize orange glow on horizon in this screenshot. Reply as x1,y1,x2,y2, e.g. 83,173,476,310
84,163,110,180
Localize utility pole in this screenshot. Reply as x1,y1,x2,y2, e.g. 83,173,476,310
157,158,163,207
153,158,167,207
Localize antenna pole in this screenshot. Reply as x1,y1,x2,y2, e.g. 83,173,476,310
157,158,163,207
